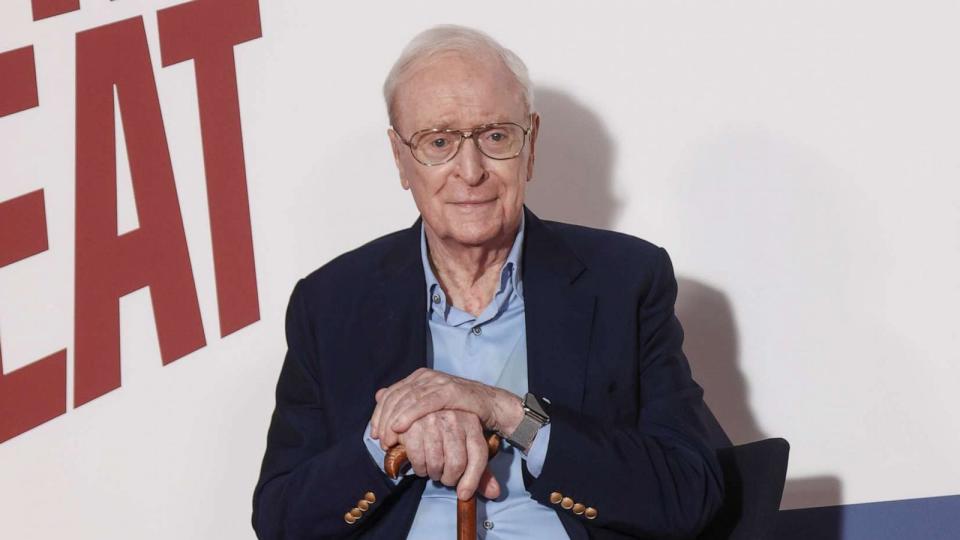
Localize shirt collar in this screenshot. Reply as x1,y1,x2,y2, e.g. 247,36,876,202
420,212,526,314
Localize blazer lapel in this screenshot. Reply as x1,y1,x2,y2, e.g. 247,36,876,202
521,207,596,412
367,218,428,388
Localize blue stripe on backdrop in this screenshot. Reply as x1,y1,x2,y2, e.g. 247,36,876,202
772,494,960,540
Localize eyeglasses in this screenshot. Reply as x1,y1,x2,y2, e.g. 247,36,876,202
394,118,533,166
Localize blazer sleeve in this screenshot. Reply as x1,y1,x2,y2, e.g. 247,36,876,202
251,279,407,539
524,247,725,539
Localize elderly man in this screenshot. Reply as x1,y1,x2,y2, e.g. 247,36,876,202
253,25,723,540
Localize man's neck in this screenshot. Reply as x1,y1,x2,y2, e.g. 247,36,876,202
424,224,518,317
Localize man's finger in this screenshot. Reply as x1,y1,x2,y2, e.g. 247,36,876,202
381,376,439,440
377,384,417,447
403,425,426,477
390,389,450,434
371,369,428,437
370,386,394,438
378,384,416,442
440,413,467,487
457,419,487,500
423,418,445,482
374,382,411,439
478,467,501,500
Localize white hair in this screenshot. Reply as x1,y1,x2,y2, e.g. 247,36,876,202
383,25,534,127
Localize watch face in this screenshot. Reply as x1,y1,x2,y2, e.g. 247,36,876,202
524,393,549,421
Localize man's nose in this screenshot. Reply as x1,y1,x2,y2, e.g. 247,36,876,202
453,136,487,186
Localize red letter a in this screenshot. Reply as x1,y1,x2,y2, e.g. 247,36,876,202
75,17,206,407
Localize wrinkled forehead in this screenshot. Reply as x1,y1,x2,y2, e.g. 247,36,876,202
392,51,528,134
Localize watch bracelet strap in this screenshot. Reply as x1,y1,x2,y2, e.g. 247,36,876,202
499,393,549,453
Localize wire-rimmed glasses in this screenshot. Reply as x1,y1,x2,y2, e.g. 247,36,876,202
394,118,533,166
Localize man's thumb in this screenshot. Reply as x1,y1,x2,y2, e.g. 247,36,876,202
479,468,501,500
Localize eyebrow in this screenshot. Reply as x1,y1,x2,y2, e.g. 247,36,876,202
420,116,517,131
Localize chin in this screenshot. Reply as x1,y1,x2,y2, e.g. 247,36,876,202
447,222,502,247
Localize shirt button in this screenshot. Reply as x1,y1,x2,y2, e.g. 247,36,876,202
432,293,441,304
471,326,482,336
483,520,494,530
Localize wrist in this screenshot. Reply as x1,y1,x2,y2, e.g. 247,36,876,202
491,388,524,435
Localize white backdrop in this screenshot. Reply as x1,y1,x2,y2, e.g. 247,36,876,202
1,1,958,538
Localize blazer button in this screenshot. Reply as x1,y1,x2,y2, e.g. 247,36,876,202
584,507,598,520
344,512,357,524
364,492,376,504
357,500,369,512
549,492,563,504
350,508,362,518
560,497,574,510
572,503,585,515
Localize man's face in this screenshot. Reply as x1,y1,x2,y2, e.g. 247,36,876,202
388,52,539,248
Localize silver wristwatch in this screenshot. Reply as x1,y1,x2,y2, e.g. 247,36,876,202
500,393,550,454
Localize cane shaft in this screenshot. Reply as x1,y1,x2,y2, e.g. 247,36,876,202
457,497,477,540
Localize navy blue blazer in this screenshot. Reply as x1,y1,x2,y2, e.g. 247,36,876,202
252,207,724,539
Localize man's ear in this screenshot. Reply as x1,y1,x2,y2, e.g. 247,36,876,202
387,128,410,190
525,112,540,182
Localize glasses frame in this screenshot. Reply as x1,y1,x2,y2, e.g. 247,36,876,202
394,116,533,166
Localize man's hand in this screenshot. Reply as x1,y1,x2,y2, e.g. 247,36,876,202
372,409,501,501
370,368,524,451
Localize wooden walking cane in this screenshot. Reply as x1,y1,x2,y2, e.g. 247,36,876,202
385,432,501,540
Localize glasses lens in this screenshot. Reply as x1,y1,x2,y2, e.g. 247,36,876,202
477,124,525,159
412,131,461,165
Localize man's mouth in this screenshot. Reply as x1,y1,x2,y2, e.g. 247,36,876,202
450,199,496,206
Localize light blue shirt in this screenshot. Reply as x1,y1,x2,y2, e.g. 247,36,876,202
363,213,568,539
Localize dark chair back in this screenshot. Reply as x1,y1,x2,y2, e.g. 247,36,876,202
698,438,790,540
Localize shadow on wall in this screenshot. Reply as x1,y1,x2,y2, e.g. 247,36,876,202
676,280,844,539
528,85,843,539
525,87,621,229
